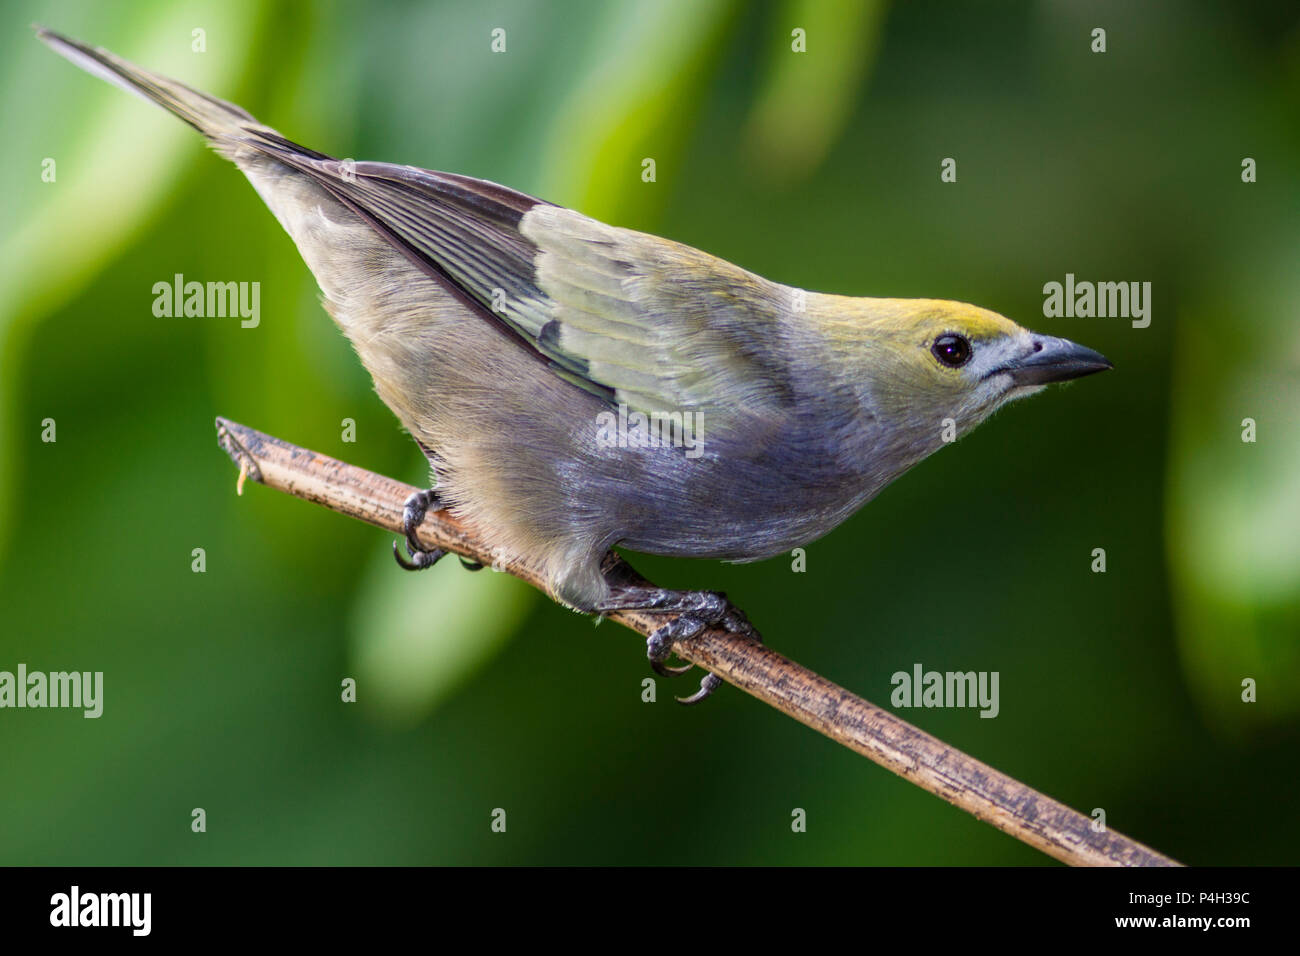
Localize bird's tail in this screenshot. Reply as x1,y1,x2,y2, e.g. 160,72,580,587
35,26,264,142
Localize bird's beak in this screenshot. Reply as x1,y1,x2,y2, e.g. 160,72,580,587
1000,335,1113,386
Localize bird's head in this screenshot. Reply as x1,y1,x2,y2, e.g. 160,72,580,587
813,296,1111,459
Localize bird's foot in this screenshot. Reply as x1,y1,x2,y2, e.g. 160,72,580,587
601,587,762,705
392,488,446,570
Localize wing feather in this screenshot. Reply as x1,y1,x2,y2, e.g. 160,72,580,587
246,133,800,425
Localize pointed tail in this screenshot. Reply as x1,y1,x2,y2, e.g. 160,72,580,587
35,26,263,141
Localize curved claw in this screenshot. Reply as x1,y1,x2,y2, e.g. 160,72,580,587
392,540,421,570
651,658,695,678
676,673,723,705
458,557,484,572
392,539,445,571
404,528,427,560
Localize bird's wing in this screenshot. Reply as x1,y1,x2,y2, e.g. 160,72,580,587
251,140,801,427
36,28,801,434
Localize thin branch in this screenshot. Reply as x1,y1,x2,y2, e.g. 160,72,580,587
215,416,1180,867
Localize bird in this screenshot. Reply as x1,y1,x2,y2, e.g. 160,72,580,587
38,28,1111,702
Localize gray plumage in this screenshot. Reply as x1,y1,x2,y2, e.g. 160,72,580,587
38,28,1111,626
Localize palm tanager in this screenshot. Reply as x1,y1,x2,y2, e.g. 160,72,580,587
38,29,1112,702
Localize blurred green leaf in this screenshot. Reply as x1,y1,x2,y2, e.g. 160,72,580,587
351,550,535,725
1167,248,1300,729
742,0,888,183
0,0,264,555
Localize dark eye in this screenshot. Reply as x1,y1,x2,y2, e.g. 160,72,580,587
932,333,972,368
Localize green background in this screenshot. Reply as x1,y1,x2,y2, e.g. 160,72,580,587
2,0,1297,864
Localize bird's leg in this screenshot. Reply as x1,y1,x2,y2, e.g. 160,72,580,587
391,488,447,570
391,488,485,571
394,446,485,571
595,586,762,705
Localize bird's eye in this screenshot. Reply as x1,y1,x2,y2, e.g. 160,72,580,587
932,333,972,368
